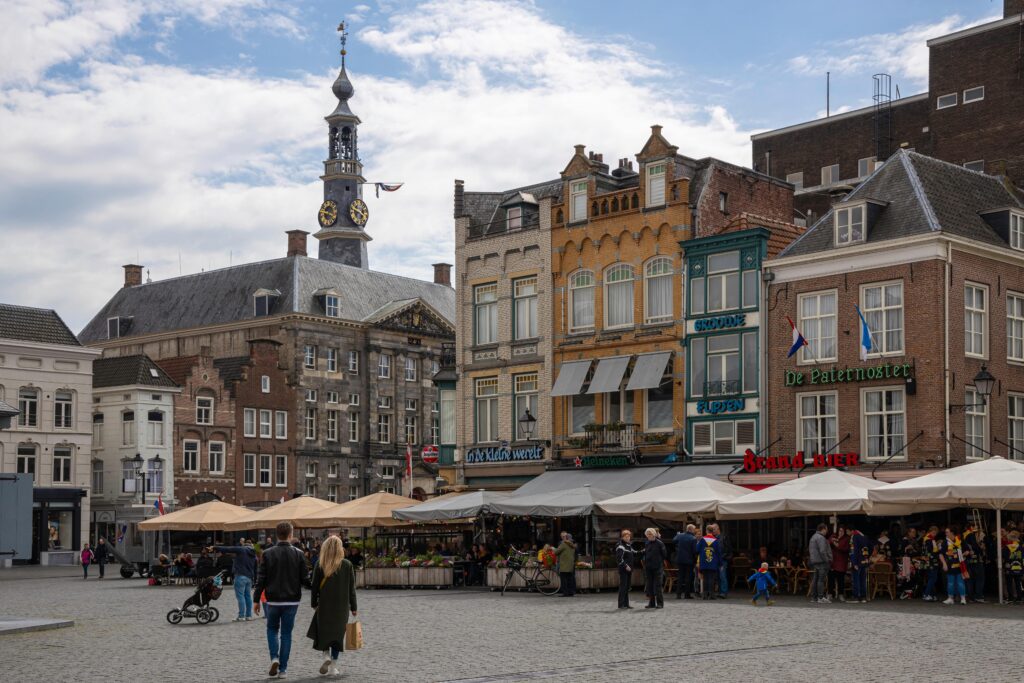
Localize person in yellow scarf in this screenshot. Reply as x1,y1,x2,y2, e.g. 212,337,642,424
939,526,968,605
1003,531,1024,604
921,526,942,601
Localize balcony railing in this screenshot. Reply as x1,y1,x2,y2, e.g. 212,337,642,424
703,380,741,397
323,159,363,177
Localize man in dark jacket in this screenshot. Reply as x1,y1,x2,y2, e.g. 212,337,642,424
254,522,307,679
711,524,732,598
93,537,110,579
696,528,722,600
643,528,667,609
213,539,258,621
849,528,873,603
673,524,697,599
615,530,636,609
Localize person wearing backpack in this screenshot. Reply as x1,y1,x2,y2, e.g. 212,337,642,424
80,542,94,580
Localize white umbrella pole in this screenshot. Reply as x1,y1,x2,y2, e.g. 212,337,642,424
997,507,1004,605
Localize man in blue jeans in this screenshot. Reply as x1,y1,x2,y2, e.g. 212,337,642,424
711,524,731,598
254,521,308,679
211,539,257,621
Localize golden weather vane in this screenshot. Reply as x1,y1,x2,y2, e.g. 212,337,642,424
338,21,348,68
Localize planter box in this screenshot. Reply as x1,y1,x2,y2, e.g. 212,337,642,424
355,569,365,588
408,566,452,587
361,566,452,588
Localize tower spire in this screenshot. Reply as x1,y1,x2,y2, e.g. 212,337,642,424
338,21,348,69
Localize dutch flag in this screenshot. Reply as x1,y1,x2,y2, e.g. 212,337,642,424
153,495,165,516
786,317,809,358
855,305,874,361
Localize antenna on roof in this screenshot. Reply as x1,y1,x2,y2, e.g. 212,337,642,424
826,71,830,117
146,268,151,284
338,21,348,69
178,250,182,275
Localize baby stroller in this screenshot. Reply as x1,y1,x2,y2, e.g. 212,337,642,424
166,570,225,625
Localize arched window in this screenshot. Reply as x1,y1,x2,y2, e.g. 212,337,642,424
340,126,354,160
329,127,339,159
591,201,599,217
611,197,619,212
556,209,564,224
569,270,595,332
631,193,639,209
644,257,674,323
600,199,608,215
604,264,635,328
622,194,629,210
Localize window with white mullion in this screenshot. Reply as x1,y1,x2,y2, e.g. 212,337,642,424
514,276,538,339
474,378,499,443
863,388,906,460
474,284,498,345
604,264,635,328
569,271,595,332
644,257,673,323
798,393,837,456
964,283,987,358
1008,293,1024,362
1008,395,1024,460
834,205,865,245
965,388,988,459
1011,213,1024,252
570,181,587,223
645,162,666,207
798,291,837,363
706,251,739,312
861,282,903,356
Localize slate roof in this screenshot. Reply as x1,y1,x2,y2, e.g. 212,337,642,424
0,304,81,347
155,356,200,385
79,256,456,343
93,355,178,389
212,356,249,396
0,399,18,417
780,150,1024,258
463,178,563,236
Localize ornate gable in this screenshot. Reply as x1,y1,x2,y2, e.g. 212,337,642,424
561,144,597,179
636,124,678,161
370,300,455,339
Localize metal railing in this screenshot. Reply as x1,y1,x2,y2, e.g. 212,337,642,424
703,380,741,397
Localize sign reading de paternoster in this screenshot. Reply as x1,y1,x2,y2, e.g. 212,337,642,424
465,445,544,464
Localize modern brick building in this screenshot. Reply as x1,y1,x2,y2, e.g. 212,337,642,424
79,37,455,506
752,149,1024,486
752,0,1024,221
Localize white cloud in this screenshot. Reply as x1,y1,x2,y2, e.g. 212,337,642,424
787,13,998,88
0,0,757,331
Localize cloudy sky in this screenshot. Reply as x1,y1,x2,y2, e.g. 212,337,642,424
0,0,1001,331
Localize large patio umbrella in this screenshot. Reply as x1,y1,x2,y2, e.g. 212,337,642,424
392,490,512,521
597,477,749,519
294,491,415,528
488,485,618,517
716,469,902,519
868,456,1024,604
138,500,252,531
222,495,338,531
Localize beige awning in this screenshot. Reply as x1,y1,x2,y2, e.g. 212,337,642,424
293,491,415,528
222,496,339,531
551,360,592,396
586,356,631,394
625,352,671,391
138,500,252,531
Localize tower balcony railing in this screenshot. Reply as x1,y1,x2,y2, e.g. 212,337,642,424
323,159,363,177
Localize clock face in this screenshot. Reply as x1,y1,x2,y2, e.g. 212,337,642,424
318,200,339,227
349,198,369,226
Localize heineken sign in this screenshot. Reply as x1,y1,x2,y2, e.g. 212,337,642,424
785,362,912,387
466,445,544,464
574,455,631,469
694,314,746,332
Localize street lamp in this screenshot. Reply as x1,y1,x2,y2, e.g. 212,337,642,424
518,408,537,441
949,366,996,413
131,453,145,503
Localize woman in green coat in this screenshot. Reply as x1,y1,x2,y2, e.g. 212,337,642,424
554,532,577,597
307,535,358,676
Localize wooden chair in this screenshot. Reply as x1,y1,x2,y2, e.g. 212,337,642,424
663,561,677,595
730,557,752,589
870,561,896,600
791,566,811,595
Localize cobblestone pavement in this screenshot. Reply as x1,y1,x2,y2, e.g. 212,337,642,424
1,567,1022,682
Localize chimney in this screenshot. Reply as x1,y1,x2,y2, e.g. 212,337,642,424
574,144,585,156
286,229,308,257
123,264,143,288
432,263,452,287
594,153,603,163
454,179,464,219
651,124,663,136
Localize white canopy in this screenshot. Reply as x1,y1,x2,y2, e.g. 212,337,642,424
596,477,749,519
716,469,899,519
392,490,511,521
489,485,618,517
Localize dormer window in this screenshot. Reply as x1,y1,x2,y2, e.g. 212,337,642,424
834,205,865,246
646,162,666,207
507,206,522,230
1011,212,1024,251
325,295,340,318
569,181,587,222
253,289,280,317
106,316,132,340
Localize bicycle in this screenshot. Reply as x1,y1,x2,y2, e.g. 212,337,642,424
501,549,560,596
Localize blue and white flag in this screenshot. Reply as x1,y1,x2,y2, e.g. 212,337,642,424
786,317,808,358
855,305,873,361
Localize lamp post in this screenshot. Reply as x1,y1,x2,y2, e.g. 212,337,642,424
948,366,996,413
518,408,537,442
131,453,145,504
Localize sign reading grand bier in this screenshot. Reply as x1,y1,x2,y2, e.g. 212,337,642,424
743,448,860,473
465,444,544,464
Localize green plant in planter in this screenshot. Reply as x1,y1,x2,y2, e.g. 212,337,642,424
566,437,588,448
606,420,626,432
582,423,603,433
641,432,670,445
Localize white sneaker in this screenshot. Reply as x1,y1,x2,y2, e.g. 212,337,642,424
277,672,288,679
819,596,832,604
943,597,954,605
837,595,845,603
233,617,246,622
330,663,341,676
961,597,969,605
320,655,332,675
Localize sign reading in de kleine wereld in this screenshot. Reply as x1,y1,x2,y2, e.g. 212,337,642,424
696,398,746,415
465,445,545,464
785,362,912,387
694,314,746,332
743,449,859,473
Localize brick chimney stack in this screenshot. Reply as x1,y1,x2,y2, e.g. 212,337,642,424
432,263,452,287
286,229,308,257
454,179,465,219
123,264,143,288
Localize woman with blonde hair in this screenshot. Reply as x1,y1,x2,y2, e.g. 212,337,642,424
306,535,358,676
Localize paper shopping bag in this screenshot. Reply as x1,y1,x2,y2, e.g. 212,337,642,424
345,619,363,651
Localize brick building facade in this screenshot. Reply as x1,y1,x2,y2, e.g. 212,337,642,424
752,1,1024,221
749,150,1024,485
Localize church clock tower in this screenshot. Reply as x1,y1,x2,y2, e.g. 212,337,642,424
315,22,371,269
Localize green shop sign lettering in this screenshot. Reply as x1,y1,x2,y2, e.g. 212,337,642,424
785,362,912,387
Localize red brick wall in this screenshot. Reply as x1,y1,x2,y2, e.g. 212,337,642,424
696,164,794,236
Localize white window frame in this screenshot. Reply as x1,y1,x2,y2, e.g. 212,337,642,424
569,270,595,332
834,204,865,246
377,413,391,443
507,206,522,230
706,251,740,313
54,391,73,429
643,257,673,324
17,388,39,428
378,353,392,379
327,391,339,404
259,454,272,487
244,409,257,437
475,377,500,443
569,180,587,223
962,86,984,104
348,411,359,443
645,162,666,208
797,392,838,456
785,171,803,190
378,396,392,410
644,361,674,433
243,453,256,486
52,448,72,484
305,388,318,402
303,345,316,369
406,398,417,411
937,92,957,109
305,407,317,441
404,356,416,381
404,415,417,444
92,413,103,446
473,283,498,345
259,409,273,438
328,461,339,478
326,484,338,503
1008,394,1024,460
326,410,339,442
275,454,287,487
1008,292,1024,362
603,263,635,329
183,439,200,473
253,295,271,317
1010,212,1024,252
798,290,838,364
196,396,213,425
964,283,988,359
860,281,904,357
349,393,360,406
861,386,907,461
325,295,340,318
208,441,225,475
857,156,876,178
348,350,359,374
691,419,756,456
513,276,538,340
275,410,288,439
147,410,165,446
326,348,338,373
382,465,396,480
513,373,538,438
121,411,135,446
821,164,839,185
261,375,270,393
965,387,988,460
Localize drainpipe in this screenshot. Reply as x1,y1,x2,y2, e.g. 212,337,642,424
944,241,952,467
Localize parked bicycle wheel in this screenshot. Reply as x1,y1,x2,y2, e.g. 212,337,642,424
534,567,560,596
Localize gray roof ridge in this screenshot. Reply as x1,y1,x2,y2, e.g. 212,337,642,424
121,255,293,289
298,256,453,290
777,207,833,258
904,151,1024,207
899,151,941,232
469,177,561,197
363,297,420,322
0,303,81,347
